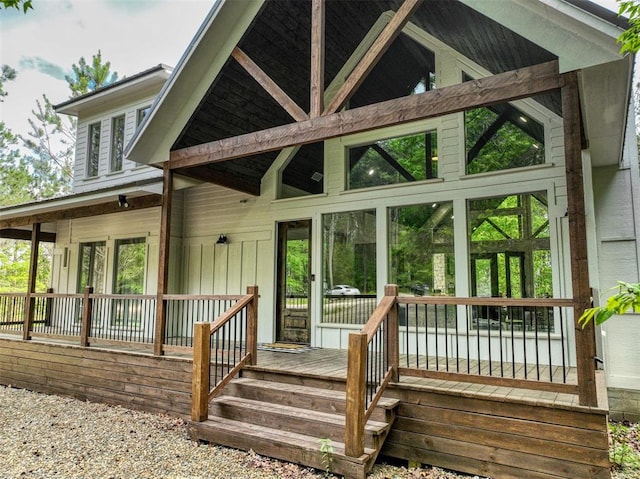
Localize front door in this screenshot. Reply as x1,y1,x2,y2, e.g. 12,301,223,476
276,220,312,344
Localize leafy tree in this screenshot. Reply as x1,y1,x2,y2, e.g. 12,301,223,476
0,53,119,292
0,65,17,102
65,50,119,98
618,1,640,54
0,0,32,13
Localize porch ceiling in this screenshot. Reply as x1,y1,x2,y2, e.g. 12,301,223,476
170,0,558,193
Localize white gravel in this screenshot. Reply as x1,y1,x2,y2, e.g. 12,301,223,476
0,385,482,479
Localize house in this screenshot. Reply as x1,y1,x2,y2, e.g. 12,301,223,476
1,0,638,477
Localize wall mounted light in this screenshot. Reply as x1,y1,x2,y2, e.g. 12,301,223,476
216,234,228,244
118,195,129,208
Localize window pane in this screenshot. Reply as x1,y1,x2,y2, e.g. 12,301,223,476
136,106,151,127
77,242,106,293
348,130,437,190
468,193,551,286
110,115,125,172
322,210,376,324
87,122,101,177
389,202,455,296
465,104,544,175
113,238,145,294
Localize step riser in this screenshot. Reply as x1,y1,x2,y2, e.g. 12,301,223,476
242,368,346,391
210,400,385,450
190,423,367,479
225,381,394,423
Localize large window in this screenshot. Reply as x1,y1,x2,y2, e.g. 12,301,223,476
113,237,146,294
110,115,125,172
86,122,101,177
465,103,545,175
348,130,437,190
322,210,376,324
111,237,146,328
77,241,106,293
389,202,455,296
468,192,552,330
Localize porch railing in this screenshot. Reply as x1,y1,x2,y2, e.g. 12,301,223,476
344,285,399,458
396,295,576,393
164,295,241,348
191,285,258,422
90,294,157,344
0,293,27,333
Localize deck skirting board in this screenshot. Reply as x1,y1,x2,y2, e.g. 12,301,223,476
0,338,610,479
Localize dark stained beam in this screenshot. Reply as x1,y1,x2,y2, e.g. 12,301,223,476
323,0,423,115
175,166,261,196
0,228,56,242
232,47,309,122
0,194,162,229
170,60,561,170
23,223,40,340
562,71,597,407
310,0,325,118
154,164,173,357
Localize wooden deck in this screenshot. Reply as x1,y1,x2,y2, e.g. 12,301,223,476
0,335,611,479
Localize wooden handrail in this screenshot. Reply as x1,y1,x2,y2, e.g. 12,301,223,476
209,294,254,336
344,284,399,458
191,285,259,422
397,296,573,308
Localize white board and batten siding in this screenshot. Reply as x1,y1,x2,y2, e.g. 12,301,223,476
173,29,578,352
72,94,162,194
50,208,161,295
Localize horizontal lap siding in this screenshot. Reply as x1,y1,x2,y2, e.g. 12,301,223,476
0,339,192,417
383,386,610,479
0,338,611,478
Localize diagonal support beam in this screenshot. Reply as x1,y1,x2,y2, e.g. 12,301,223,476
310,0,325,118
232,47,309,122
371,144,416,182
322,0,424,115
169,60,560,170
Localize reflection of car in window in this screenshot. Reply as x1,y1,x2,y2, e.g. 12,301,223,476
326,285,361,295
410,283,430,296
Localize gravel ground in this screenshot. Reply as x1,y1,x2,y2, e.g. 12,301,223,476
0,385,482,479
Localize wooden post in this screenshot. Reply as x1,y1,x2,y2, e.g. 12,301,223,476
22,223,40,340
80,286,93,347
310,0,325,118
44,287,54,326
562,71,597,407
385,284,399,382
344,332,368,457
154,164,173,356
192,321,211,421
246,285,259,365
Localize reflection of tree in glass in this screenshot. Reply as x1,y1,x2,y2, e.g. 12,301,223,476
114,239,145,294
466,107,544,175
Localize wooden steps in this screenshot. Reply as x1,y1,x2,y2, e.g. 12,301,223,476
188,372,399,479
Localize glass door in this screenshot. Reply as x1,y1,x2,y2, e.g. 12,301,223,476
275,220,311,344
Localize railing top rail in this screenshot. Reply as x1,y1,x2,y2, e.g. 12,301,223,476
360,295,396,342
31,292,84,299
208,294,253,337
397,296,574,308
0,292,28,297
163,294,247,301
90,294,157,300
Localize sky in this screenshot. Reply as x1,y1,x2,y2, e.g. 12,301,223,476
0,0,212,139
0,0,623,141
